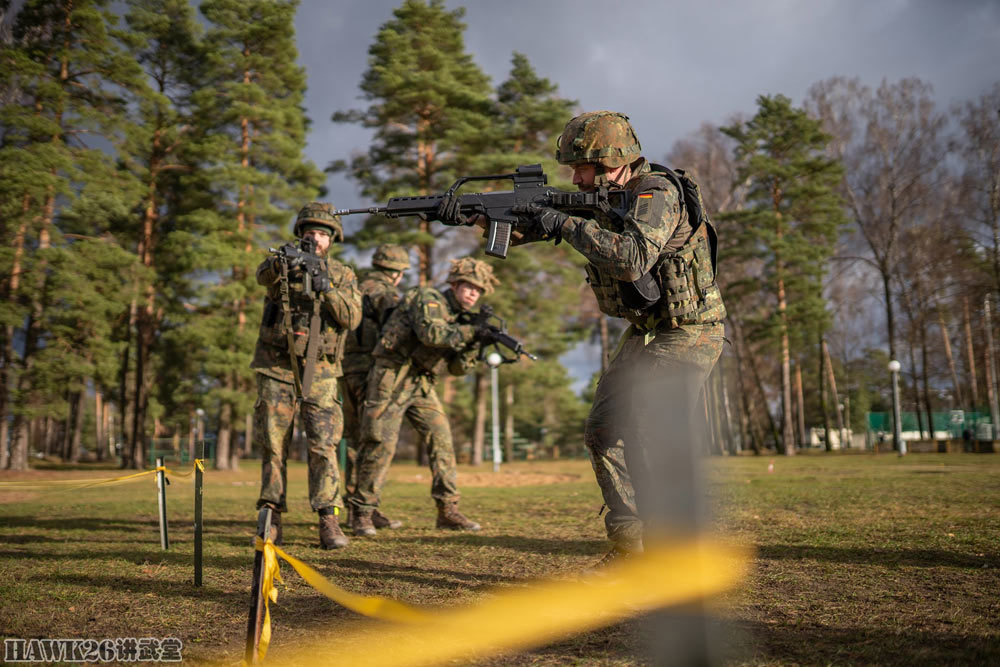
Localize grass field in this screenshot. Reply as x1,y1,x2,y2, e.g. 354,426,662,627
1,453,999,665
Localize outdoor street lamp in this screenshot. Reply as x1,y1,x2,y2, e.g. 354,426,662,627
486,352,503,472
888,360,905,455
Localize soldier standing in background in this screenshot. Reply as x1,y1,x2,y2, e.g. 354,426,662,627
340,243,411,530
348,257,498,537
453,111,727,566
251,202,362,550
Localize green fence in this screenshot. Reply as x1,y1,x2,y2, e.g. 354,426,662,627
867,411,988,438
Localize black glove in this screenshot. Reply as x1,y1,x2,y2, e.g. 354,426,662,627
511,203,568,241
312,270,331,293
435,191,467,226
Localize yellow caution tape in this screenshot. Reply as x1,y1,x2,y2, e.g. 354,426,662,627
195,458,206,473
257,539,284,660
253,537,750,666
0,462,203,491
253,537,427,626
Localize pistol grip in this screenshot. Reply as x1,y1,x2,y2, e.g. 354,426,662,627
485,219,512,259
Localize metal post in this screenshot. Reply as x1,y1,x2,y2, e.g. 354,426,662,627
889,360,905,456
245,507,273,664
156,456,169,550
487,353,502,472
194,439,204,587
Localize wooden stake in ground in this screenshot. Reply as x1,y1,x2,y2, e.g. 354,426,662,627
245,507,273,664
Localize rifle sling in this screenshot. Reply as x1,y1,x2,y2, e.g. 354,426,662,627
300,299,322,398
279,262,304,400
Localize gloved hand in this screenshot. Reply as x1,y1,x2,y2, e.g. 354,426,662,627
435,191,467,226
511,203,568,241
312,271,332,293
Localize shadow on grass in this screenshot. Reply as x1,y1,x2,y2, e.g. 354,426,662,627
0,547,252,569
390,533,606,556
731,619,1000,665
42,571,249,603
325,557,514,590
758,543,997,569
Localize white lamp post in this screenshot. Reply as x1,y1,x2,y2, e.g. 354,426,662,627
888,360,905,455
486,352,503,472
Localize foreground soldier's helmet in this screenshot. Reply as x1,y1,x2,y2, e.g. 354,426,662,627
555,111,641,168
372,243,411,272
293,202,343,241
447,257,499,295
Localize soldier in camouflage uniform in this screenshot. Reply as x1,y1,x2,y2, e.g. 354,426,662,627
463,111,727,563
347,257,498,536
340,243,411,529
252,202,362,550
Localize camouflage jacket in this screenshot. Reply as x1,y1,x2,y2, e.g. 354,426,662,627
372,286,479,380
250,253,363,384
515,158,724,330
342,268,402,377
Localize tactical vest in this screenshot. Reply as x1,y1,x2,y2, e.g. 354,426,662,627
257,263,348,361
584,165,726,330
374,287,458,376
342,272,398,375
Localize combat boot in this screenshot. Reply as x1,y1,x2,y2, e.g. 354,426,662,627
372,508,402,529
435,500,481,531
351,508,377,537
318,510,349,550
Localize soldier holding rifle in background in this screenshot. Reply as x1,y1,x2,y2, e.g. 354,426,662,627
251,202,362,550
348,257,500,537
339,243,411,530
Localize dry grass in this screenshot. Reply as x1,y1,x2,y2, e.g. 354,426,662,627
1,453,998,665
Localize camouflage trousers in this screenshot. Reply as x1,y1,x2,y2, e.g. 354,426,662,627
338,372,366,495
584,322,724,552
349,363,459,511
254,373,344,514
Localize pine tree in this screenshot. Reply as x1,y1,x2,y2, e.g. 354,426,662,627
331,0,494,285
0,0,142,469
104,0,206,468
721,94,846,455
194,0,322,468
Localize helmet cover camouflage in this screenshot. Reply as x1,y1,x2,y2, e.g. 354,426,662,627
555,111,641,168
293,202,343,241
446,257,499,295
372,243,411,272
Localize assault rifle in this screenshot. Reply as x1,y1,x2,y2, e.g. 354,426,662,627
460,305,537,364
266,236,327,399
334,164,631,259
269,237,324,297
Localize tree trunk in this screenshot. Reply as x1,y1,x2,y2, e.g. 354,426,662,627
882,269,897,363
503,382,514,462
907,345,925,439
794,362,807,448
822,340,844,446
819,337,831,452
919,326,936,440
985,296,1000,432
471,370,486,465
94,390,103,462
730,334,756,454
216,400,232,471
599,315,610,373
69,389,85,462
963,297,980,411
937,309,964,409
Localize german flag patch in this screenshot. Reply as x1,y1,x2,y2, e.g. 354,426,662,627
636,192,654,219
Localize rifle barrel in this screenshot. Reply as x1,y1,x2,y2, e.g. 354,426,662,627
334,207,386,216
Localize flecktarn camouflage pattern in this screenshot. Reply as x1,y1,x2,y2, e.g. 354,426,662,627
446,256,499,294
555,110,642,168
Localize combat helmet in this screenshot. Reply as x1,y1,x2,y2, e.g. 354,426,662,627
446,257,499,295
555,111,641,168
372,243,411,272
293,202,343,241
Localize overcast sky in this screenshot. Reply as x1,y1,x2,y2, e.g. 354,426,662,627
291,0,1000,390
295,0,1000,207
